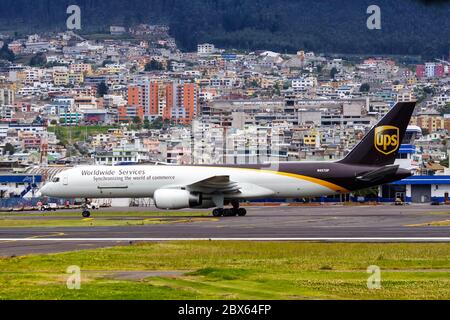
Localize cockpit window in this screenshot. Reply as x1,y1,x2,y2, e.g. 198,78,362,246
52,177,60,183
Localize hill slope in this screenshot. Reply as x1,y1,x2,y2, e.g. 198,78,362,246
0,0,448,57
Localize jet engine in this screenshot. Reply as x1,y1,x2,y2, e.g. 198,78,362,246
153,189,202,209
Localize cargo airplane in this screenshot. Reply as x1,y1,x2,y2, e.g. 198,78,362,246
41,102,416,217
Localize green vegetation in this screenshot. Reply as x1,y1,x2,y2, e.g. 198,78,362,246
353,186,378,198
2,142,15,155
148,116,177,129
132,116,142,124
330,67,338,79
438,103,450,116
0,217,215,228
144,59,165,72
84,33,135,41
0,1,448,57
0,211,210,218
0,42,14,62
0,242,449,299
29,52,47,67
359,83,370,93
96,81,109,97
48,125,114,146
408,220,450,227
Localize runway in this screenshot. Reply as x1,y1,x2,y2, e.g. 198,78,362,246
0,204,449,256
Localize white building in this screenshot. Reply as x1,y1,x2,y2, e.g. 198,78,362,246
110,26,127,35
0,88,14,106
396,90,415,102
291,77,317,91
197,43,216,55
425,62,436,78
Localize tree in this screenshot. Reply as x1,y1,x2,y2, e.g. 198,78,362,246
132,116,142,124
150,117,164,129
0,43,15,62
437,103,450,116
144,59,164,71
97,82,109,97
3,143,15,155
423,86,434,95
0,1,448,58
353,186,379,198
250,79,259,87
143,119,150,129
29,53,47,66
50,119,58,125
102,59,114,67
440,156,449,169
359,83,370,93
330,67,338,79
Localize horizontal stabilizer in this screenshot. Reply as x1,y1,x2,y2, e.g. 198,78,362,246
356,165,400,183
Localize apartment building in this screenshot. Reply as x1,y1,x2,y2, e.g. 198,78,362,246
197,43,216,55
0,88,14,106
53,70,69,86
70,63,93,74
127,80,198,124
411,113,445,133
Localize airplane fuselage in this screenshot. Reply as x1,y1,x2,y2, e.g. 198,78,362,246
41,162,411,208
39,102,417,216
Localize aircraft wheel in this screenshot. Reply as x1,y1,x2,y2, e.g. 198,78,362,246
237,208,247,216
212,208,223,217
82,210,91,218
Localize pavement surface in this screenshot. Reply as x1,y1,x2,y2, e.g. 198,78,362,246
0,204,449,256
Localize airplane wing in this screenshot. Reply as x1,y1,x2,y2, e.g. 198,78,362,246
356,165,400,183
187,175,241,194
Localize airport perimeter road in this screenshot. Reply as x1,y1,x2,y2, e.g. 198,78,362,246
0,204,449,256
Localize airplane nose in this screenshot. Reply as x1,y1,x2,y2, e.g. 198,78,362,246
39,183,50,196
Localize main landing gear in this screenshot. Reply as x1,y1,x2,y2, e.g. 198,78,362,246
82,198,91,218
212,201,247,217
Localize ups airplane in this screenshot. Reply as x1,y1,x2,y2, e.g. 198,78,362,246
41,102,416,218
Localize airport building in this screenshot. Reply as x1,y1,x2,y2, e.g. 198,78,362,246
0,174,42,199
385,175,450,203
380,126,450,204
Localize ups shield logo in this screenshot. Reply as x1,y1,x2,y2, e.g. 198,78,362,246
374,125,400,155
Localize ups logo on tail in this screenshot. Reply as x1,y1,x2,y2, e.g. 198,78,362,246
374,125,400,155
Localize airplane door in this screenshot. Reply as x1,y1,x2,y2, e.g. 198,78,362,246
63,176,68,186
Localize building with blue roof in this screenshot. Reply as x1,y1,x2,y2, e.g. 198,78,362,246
0,174,42,199
381,175,450,203
379,125,450,204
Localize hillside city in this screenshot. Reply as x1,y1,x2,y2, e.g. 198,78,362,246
0,24,449,204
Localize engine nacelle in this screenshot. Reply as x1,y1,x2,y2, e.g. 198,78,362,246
153,189,201,209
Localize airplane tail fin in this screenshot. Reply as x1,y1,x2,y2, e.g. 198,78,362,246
338,101,416,167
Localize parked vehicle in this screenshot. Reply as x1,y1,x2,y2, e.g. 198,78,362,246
87,203,100,210
39,203,58,211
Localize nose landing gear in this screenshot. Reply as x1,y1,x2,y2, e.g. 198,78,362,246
82,198,91,218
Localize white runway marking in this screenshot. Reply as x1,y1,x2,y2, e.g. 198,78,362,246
1,237,450,242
